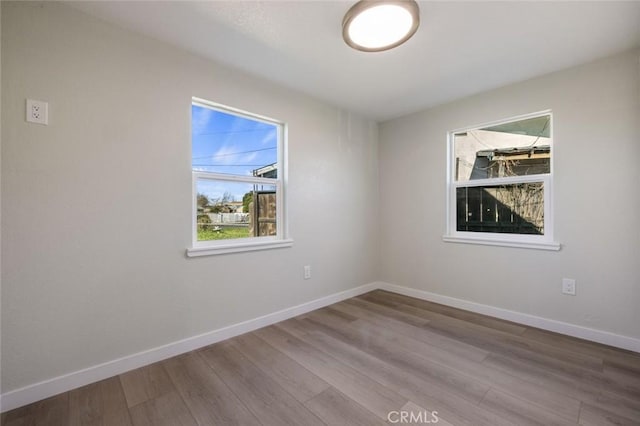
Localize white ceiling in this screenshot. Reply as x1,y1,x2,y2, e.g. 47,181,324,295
69,1,640,121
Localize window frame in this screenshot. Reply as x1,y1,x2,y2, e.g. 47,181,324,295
443,110,560,251
187,98,292,257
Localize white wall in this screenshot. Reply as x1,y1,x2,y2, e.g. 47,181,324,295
1,2,379,393
379,49,640,340
3,0,639,408
0,0,3,402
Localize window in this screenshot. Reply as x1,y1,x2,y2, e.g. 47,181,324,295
444,111,560,250
187,98,291,256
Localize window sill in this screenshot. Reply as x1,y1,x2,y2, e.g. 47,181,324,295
442,235,560,251
187,238,294,257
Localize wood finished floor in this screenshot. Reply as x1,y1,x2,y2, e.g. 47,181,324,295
3,290,640,426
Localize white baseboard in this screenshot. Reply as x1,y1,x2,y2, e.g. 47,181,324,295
377,282,640,354
4,280,639,413
0,282,379,413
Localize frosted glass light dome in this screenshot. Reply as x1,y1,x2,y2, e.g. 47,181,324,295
343,1,420,52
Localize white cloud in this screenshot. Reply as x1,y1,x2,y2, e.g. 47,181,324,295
260,128,277,145
192,106,215,135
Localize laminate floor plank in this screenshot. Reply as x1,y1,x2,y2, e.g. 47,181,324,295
301,307,358,323
349,317,582,422
330,302,489,363
1,406,27,426
293,325,514,426
367,290,528,335
254,325,409,420
479,388,578,426
342,297,427,327
300,309,490,404
128,391,196,426
399,401,455,426
604,355,640,377
355,294,470,324
68,382,102,426
362,292,605,372
348,316,488,368
357,291,402,307
483,353,640,422
68,377,132,426
579,402,640,426
40,393,71,426
483,351,601,399
298,319,474,405
591,390,640,423
100,377,134,426
365,296,604,373
330,299,428,327
355,294,517,338
272,317,312,338
1,393,69,426
522,327,640,371
228,332,331,403
303,387,386,426
162,353,261,425
477,337,638,403
4,289,639,426
119,362,175,408
418,313,605,376
199,342,326,426
602,361,640,400
604,358,640,384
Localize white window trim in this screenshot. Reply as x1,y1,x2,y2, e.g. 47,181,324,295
443,110,560,251
187,99,291,257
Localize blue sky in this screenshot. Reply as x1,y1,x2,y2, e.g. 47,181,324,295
192,104,277,202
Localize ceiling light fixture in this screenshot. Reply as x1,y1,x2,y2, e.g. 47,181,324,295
342,0,420,52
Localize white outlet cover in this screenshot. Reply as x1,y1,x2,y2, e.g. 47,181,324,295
562,278,576,295
26,99,49,125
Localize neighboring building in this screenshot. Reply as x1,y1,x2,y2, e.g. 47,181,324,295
455,126,551,235
474,145,550,179
226,201,244,213
253,163,277,179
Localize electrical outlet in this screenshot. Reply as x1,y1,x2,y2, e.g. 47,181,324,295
303,265,311,280
562,278,576,295
26,99,48,125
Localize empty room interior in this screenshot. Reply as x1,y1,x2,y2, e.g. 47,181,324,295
1,1,640,425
